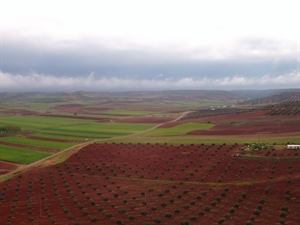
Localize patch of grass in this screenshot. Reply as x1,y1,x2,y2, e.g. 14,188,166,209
0,116,154,138
139,123,215,137
44,122,154,137
1,137,73,150
0,145,52,164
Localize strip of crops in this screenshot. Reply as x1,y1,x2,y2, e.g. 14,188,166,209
43,123,154,137
0,145,52,164
0,116,96,131
140,123,215,137
0,137,73,150
30,133,88,141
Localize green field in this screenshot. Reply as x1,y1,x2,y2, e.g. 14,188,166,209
0,116,154,138
139,123,214,137
0,137,73,150
0,145,52,164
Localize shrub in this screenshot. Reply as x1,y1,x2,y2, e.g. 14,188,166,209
257,204,263,210
279,218,286,224
211,201,217,206
118,209,126,214
128,215,135,220
233,203,240,208
90,217,98,222
165,213,173,218
253,209,261,215
218,218,225,224
205,206,211,211
141,211,147,216
190,216,197,221
221,191,227,197
153,218,161,223
229,208,236,213
216,196,222,201
280,211,287,217
97,207,104,212
249,216,256,221
242,192,247,198
161,202,167,207
174,209,181,213
224,213,230,219
180,221,190,225
82,210,89,216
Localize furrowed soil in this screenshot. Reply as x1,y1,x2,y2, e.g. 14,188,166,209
0,143,299,225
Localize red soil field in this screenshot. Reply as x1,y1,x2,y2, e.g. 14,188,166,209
20,135,84,144
0,161,17,175
4,109,40,116
0,143,299,225
42,114,111,121
115,117,173,124
160,111,270,128
187,123,299,135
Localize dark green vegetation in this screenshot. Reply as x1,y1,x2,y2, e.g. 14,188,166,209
0,125,21,133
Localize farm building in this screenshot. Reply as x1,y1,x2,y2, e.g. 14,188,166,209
287,144,300,149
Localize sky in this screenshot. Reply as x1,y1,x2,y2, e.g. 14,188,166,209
1,0,300,92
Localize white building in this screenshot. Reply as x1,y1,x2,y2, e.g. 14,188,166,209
287,145,300,149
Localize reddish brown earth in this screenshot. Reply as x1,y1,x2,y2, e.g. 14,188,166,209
187,123,299,135
42,114,111,121
19,135,84,144
0,141,59,153
160,111,270,128
52,104,112,113
4,109,40,116
0,161,24,175
115,117,173,124
0,143,299,225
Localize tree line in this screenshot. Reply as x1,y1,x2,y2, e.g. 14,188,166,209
0,125,21,133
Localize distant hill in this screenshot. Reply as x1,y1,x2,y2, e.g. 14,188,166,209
235,90,300,105
230,88,299,99
0,90,244,103
1,89,298,104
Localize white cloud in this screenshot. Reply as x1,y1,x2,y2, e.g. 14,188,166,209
1,70,299,92
2,1,299,64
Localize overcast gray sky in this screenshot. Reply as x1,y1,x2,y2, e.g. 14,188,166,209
1,0,299,92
